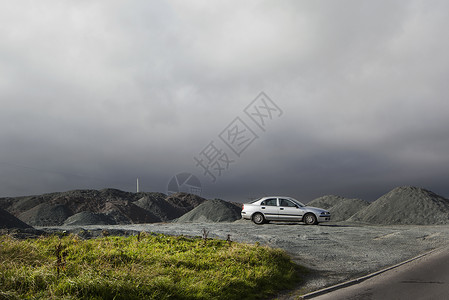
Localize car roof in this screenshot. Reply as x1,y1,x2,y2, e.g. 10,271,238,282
259,196,293,199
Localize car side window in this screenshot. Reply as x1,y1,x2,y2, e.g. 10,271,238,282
261,198,277,206
280,198,297,207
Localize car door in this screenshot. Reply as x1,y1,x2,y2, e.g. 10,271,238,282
259,198,279,220
278,198,303,221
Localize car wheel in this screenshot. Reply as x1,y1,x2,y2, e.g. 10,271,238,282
252,213,265,225
304,213,318,225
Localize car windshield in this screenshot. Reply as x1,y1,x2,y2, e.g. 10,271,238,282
287,197,305,207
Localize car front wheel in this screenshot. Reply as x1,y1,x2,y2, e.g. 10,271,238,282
304,213,318,225
252,213,265,225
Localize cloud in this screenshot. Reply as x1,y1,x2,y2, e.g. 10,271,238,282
0,1,448,201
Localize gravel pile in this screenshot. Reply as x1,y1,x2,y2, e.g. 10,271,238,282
1,190,206,226
349,186,449,225
307,195,345,209
0,208,32,229
18,203,73,226
133,193,174,221
328,198,370,222
133,192,205,221
63,211,116,226
308,195,370,221
101,201,161,224
4,186,449,227
174,199,242,223
1,194,56,216
165,193,207,213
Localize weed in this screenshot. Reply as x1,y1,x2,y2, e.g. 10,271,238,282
54,242,67,278
226,234,232,245
202,228,209,243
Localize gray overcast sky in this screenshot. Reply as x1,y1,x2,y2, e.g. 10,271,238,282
1,0,448,202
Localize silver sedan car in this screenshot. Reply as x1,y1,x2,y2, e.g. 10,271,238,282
241,196,331,225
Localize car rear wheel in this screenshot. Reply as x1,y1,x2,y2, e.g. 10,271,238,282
252,213,265,225
304,213,318,225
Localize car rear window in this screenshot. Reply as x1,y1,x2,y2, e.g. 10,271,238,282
261,198,277,206
250,198,262,204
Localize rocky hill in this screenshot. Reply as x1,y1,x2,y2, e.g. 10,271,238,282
0,189,206,226
348,186,449,225
308,195,370,222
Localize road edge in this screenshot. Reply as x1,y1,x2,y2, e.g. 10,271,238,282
299,247,441,299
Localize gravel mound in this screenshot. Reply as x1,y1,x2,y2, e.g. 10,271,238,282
18,203,73,226
308,195,370,221
174,199,242,223
63,211,116,226
1,190,207,226
0,208,32,229
307,195,344,209
133,192,202,221
95,200,162,225
165,193,207,213
348,186,449,225
0,194,54,216
328,198,370,222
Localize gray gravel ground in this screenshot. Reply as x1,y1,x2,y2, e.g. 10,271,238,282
38,221,449,297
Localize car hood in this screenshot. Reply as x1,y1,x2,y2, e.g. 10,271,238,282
304,206,329,214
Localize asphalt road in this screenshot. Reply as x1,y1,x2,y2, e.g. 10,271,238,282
312,246,449,300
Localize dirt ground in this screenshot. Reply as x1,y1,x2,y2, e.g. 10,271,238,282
38,221,449,295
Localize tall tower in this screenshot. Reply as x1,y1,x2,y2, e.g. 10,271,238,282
136,178,139,193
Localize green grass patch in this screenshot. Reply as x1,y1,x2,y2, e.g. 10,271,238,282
0,233,304,299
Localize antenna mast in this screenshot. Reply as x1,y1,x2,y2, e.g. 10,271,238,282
136,178,139,193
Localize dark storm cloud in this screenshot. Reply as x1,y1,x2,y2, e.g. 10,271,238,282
1,1,448,201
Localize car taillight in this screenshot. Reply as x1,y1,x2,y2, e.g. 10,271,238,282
242,204,245,210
